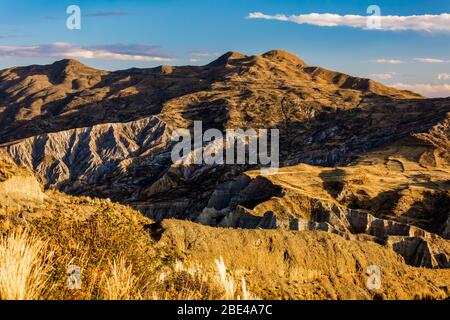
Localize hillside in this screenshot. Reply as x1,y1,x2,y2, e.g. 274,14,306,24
0,51,446,215
0,154,449,299
0,50,449,299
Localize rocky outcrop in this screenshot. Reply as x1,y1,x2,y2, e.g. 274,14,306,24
386,236,450,268
0,154,45,207
3,116,171,199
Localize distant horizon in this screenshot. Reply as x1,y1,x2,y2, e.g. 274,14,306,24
2,49,448,99
1,0,449,97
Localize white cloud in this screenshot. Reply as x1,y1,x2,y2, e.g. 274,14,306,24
438,73,450,80
247,12,450,32
0,42,174,62
392,83,450,98
369,72,396,80
414,58,448,63
372,59,404,64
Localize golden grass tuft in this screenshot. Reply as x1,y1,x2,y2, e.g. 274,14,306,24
100,256,141,300
215,256,236,299
215,256,257,300
0,230,53,300
152,256,257,300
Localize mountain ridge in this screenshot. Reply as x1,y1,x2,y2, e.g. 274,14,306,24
0,49,422,145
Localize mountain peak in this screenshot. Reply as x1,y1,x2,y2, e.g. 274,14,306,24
208,51,247,66
51,58,86,69
261,50,307,66
208,50,307,68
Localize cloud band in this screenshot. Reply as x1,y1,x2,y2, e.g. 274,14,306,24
247,12,450,32
0,43,174,62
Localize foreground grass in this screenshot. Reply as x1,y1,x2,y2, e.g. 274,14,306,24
0,230,53,299
1,191,450,300
0,191,256,300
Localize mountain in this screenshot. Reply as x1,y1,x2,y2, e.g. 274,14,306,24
1,151,449,299
0,50,423,143
0,50,449,276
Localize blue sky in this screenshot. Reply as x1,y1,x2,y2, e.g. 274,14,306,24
0,0,449,96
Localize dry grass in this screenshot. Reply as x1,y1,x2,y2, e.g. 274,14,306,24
215,256,257,300
0,190,160,300
100,256,141,300
215,256,235,299
0,187,448,300
151,256,257,300
0,202,449,300
0,230,53,300
0,191,260,300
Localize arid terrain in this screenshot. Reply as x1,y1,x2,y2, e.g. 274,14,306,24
0,50,449,299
